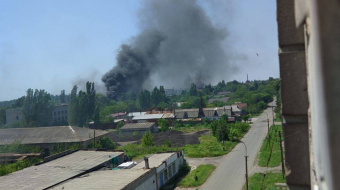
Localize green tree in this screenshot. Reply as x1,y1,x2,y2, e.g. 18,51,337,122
116,121,124,134
139,90,151,110
22,89,53,127
158,119,170,132
93,105,100,128
190,83,198,96
141,131,154,146
242,114,250,123
217,118,230,142
60,90,66,103
68,85,79,126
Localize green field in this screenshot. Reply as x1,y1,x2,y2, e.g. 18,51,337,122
257,125,283,167
184,135,237,158
178,164,216,187
243,172,286,190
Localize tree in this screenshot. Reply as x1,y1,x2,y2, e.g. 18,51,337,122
242,114,250,123
158,119,170,132
190,83,197,96
68,85,79,126
141,131,154,146
68,82,96,127
217,117,230,142
139,90,151,110
93,105,100,128
60,90,66,103
22,89,53,127
116,121,124,134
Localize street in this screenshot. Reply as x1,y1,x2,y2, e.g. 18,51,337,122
199,105,275,190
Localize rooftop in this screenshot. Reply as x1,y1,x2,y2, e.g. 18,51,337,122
51,152,178,190
132,114,164,120
127,112,146,117
120,122,155,130
0,126,108,145
51,169,150,190
0,150,124,190
134,152,174,169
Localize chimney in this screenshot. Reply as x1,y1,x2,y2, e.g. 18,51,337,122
144,156,149,169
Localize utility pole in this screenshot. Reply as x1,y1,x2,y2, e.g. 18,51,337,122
240,141,248,190
267,119,270,147
279,131,285,179
245,155,248,190
94,129,96,147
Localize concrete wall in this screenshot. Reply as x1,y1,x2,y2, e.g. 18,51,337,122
5,108,24,125
277,0,340,189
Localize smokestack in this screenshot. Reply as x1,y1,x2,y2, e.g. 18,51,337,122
144,156,149,169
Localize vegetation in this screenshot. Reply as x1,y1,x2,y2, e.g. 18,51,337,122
184,135,237,157
22,89,54,127
158,119,170,132
50,143,84,155
0,142,42,154
116,144,180,160
87,136,116,150
257,125,283,167
141,131,154,147
243,172,286,190
160,163,191,190
68,82,96,127
0,157,42,177
178,164,216,187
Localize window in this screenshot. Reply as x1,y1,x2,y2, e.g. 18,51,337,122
16,116,19,120
172,163,176,174
168,166,172,177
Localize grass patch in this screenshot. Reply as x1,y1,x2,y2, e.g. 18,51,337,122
243,172,286,190
0,157,42,176
257,125,283,167
184,135,237,158
173,125,210,133
178,164,216,187
115,144,181,160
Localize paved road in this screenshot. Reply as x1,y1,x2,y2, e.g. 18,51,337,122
200,106,275,190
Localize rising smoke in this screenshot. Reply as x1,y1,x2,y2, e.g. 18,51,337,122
102,0,235,99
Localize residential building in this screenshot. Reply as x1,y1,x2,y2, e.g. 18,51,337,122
175,108,202,119
5,108,24,125
127,112,146,122
52,104,68,124
119,122,157,136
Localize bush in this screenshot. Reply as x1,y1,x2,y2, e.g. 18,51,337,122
87,136,116,150
141,132,154,147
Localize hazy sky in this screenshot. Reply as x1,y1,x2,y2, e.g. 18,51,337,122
0,0,279,101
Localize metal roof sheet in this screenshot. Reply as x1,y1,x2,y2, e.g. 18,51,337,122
132,114,163,120
0,151,124,190
120,123,155,130
0,126,108,145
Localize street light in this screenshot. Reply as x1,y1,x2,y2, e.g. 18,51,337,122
239,140,248,190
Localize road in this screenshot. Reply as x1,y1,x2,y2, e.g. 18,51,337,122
200,105,275,190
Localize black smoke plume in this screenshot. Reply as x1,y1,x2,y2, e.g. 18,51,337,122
102,0,234,99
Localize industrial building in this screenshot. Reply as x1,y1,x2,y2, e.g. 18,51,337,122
0,126,108,151
51,151,185,190
0,150,125,190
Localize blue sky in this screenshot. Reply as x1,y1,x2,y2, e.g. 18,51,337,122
0,0,278,101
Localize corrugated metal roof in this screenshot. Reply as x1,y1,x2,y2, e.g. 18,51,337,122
175,109,199,119
162,113,175,119
51,169,149,190
0,151,124,190
132,114,163,120
0,126,108,145
127,112,146,117
51,152,177,190
120,122,155,130
134,152,175,169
